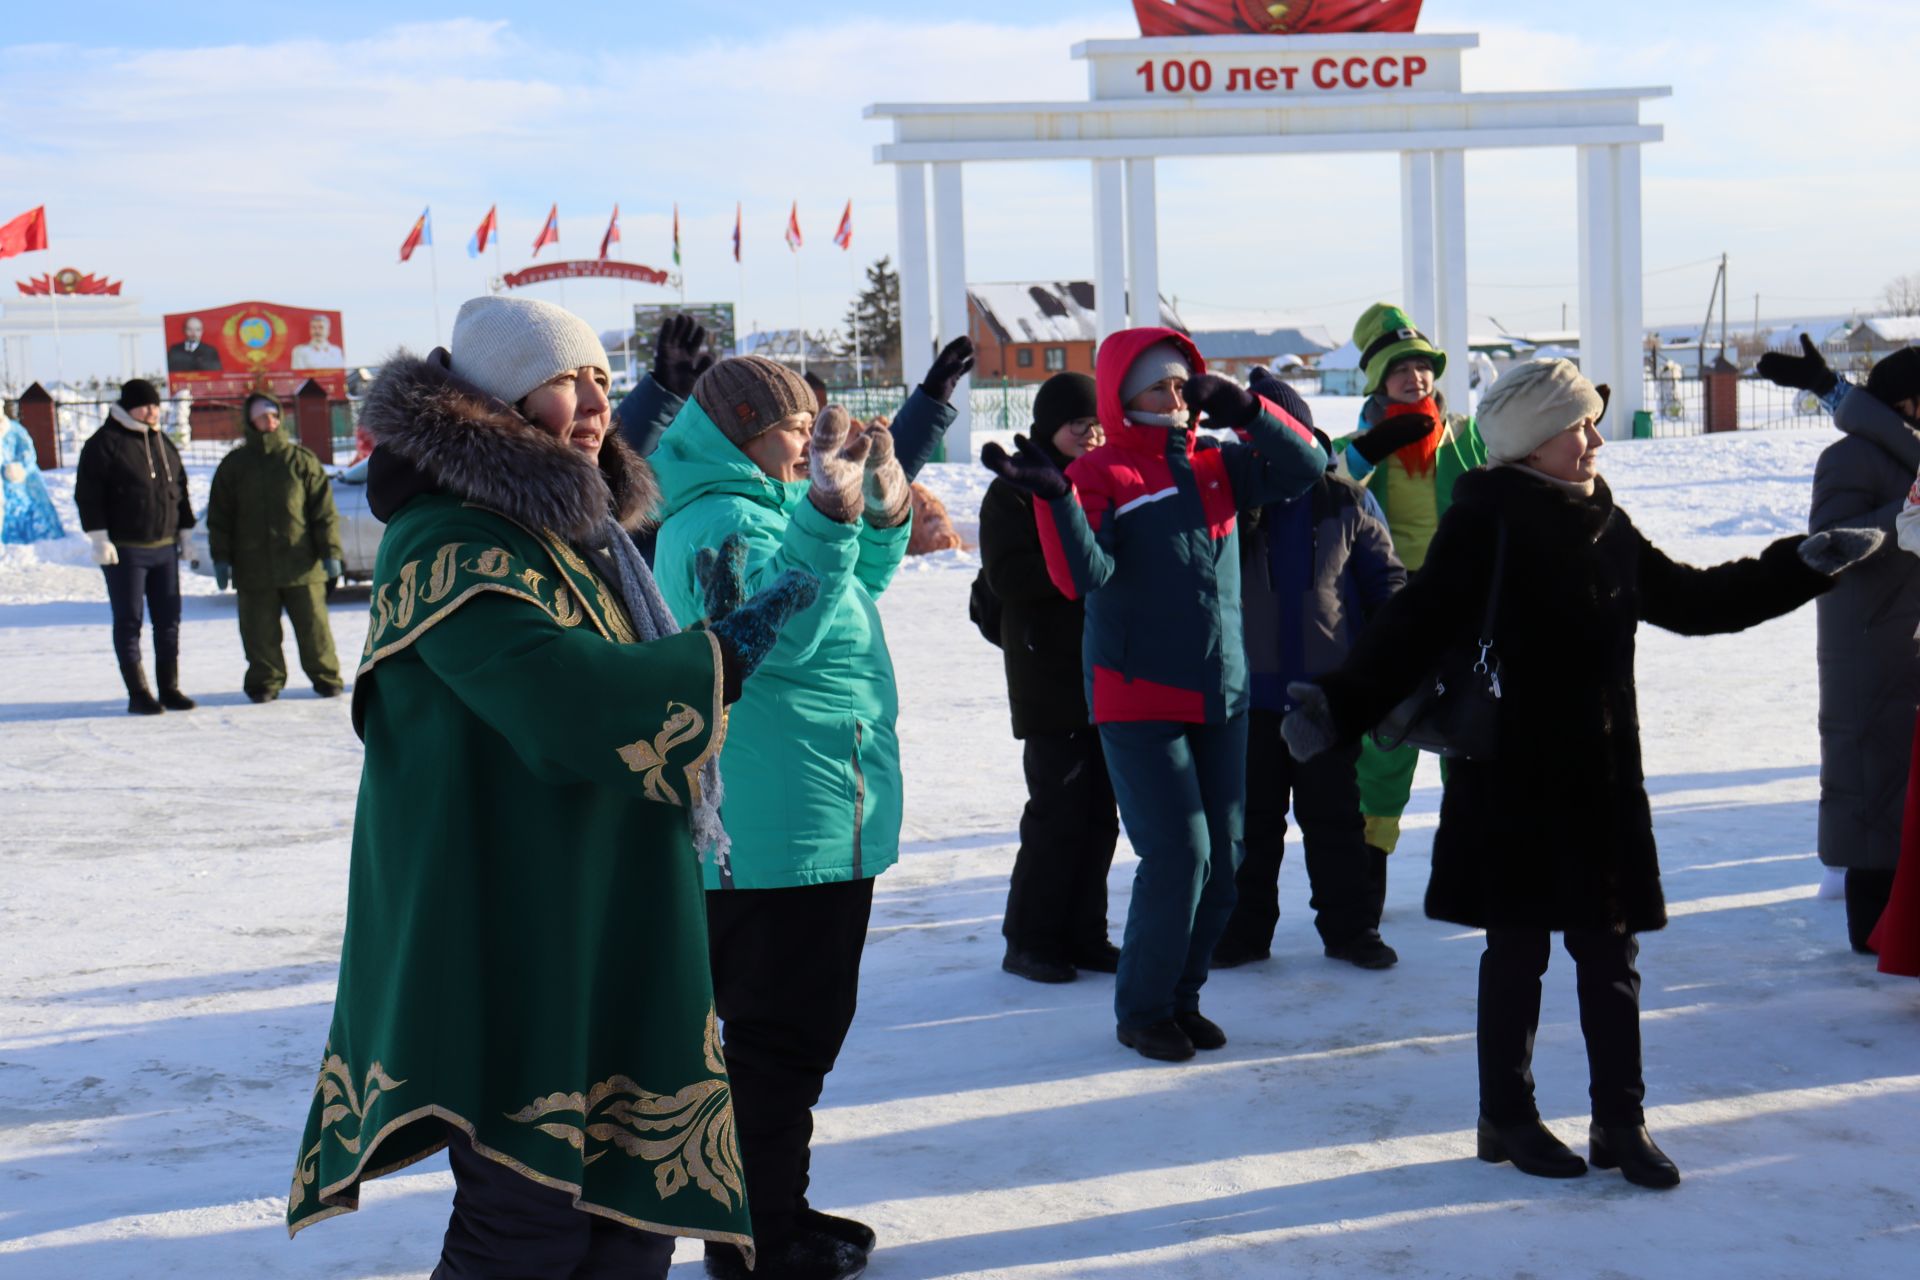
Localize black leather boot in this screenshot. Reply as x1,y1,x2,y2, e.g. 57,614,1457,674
1589,1123,1681,1188
801,1206,876,1254
1174,1009,1227,1050
1117,1018,1196,1062
156,655,196,711
121,661,163,715
1476,1115,1587,1178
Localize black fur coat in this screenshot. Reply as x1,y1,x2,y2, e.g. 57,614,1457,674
1318,465,1831,933
355,348,657,541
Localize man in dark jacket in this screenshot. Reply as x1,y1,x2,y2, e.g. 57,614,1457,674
1759,339,1920,950
206,392,344,702
74,379,197,714
1216,377,1407,970
979,371,1121,983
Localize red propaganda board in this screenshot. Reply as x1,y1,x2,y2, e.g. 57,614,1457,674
163,300,347,398
1134,0,1423,35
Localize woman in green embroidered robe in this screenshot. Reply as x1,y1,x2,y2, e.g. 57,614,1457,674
288,297,813,1275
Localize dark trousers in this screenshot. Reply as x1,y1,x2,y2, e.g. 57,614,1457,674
101,544,180,674
1003,727,1120,962
1846,868,1897,953
236,581,342,696
1221,711,1385,952
1101,715,1248,1030
433,1126,674,1279
1478,928,1646,1128
705,877,875,1251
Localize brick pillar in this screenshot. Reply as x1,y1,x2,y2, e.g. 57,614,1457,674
17,382,59,468
1703,358,1740,434
293,379,334,464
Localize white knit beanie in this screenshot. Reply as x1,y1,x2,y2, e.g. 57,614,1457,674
449,295,610,406
1475,358,1605,462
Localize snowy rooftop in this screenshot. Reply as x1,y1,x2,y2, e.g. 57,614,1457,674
968,281,1184,345
1187,325,1336,361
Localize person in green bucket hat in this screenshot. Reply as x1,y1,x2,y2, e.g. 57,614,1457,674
1328,303,1488,966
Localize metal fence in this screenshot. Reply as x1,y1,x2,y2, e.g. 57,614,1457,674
45,398,360,468
1639,374,1828,439
819,381,1044,435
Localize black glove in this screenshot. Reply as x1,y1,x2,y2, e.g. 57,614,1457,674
1799,527,1885,576
1280,682,1336,762
652,314,715,399
1351,410,1437,465
919,336,975,405
1756,334,1836,396
1184,373,1260,429
980,434,1070,501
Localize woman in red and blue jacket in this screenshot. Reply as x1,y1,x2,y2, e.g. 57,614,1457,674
983,326,1327,1061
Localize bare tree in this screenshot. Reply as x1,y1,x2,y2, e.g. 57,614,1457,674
1884,272,1920,317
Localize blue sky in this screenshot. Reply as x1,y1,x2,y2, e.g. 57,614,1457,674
4,1,1915,382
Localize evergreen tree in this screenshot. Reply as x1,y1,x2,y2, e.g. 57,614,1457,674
840,256,902,383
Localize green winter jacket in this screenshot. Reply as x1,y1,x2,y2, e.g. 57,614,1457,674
206,422,343,589
650,398,911,890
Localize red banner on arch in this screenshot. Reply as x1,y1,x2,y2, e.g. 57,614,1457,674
1133,0,1423,36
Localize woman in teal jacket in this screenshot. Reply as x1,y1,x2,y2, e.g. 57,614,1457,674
649,354,911,1280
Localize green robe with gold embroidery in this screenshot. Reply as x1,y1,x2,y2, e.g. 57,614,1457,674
288,493,752,1255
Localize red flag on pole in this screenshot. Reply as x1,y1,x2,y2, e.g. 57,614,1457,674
732,204,742,263
600,204,621,260
468,205,497,258
398,207,431,263
784,202,803,253
532,204,560,257
832,200,852,251
0,206,49,260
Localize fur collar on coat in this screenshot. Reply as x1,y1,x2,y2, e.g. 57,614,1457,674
356,348,657,545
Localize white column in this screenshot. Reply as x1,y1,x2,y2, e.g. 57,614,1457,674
1609,144,1646,432
1091,159,1128,344
1125,158,1159,327
1576,144,1620,437
1432,149,1470,411
894,162,932,397
931,161,971,453
1398,151,1437,334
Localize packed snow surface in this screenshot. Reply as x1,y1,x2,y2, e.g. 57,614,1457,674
2,418,1915,1278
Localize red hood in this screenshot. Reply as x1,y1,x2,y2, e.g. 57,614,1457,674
1094,326,1207,456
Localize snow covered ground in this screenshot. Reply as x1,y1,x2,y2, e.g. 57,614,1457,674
2,416,1916,1279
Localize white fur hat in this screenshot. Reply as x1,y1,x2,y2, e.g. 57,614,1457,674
449,295,610,407
1475,358,1605,462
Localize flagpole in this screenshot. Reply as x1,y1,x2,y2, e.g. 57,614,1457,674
429,234,443,347
794,249,806,378
849,253,864,389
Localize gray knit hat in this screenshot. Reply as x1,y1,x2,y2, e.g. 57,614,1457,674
1476,358,1605,462
692,356,816,446
1120,340,1192,405
244,391,282,425
449,295,610,407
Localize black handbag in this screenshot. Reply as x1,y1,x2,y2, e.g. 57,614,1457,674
1369,519,1508,760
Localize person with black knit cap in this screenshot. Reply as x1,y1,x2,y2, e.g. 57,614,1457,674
979,370,1122,984
74,378,197,714
1759,338,1920,953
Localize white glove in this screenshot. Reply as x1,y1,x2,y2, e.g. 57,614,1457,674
176,530,195,564
2,462,24,485
88,530,119,566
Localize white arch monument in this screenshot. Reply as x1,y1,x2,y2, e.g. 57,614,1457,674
867,33,1667,453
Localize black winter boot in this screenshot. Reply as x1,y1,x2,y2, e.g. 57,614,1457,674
1476,1115,1587,1178
1325,930,1399,970
1002,946,1076,984
706,1226,866,1280
1589,1123,1680,1189
1174,1009,1227,1050
1117,1018,1195,1062
1072,940,1122,973
1845,869,1895,954
801,1207,877,1254
156,656,196,711
121,661,164,715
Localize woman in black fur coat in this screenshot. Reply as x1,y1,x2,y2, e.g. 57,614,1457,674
1282,359,1882,1190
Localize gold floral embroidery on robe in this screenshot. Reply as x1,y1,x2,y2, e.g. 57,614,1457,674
615,701,708,806
504,1010,742,1208
289,1049,406,1212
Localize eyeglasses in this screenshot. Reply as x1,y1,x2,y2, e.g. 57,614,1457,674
1059,418,1101,436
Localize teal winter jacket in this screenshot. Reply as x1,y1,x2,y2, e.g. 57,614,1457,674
650,397,912,889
